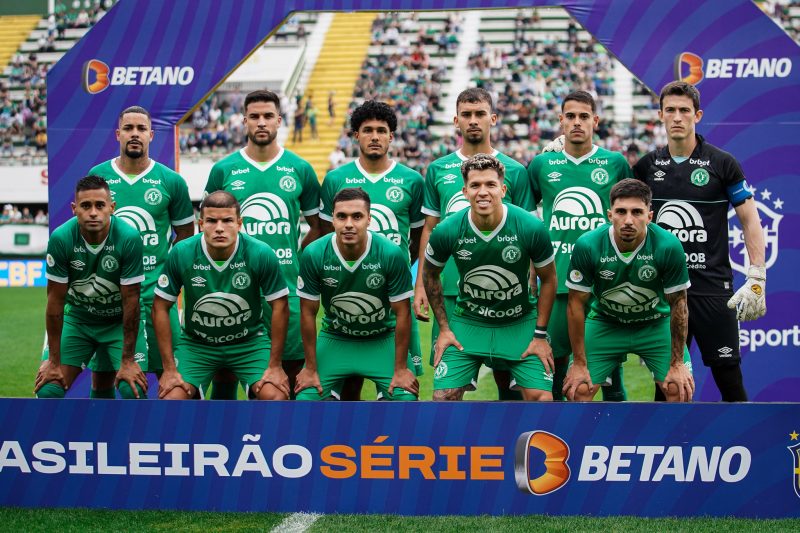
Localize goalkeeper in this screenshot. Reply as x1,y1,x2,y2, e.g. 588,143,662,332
633,81,766,402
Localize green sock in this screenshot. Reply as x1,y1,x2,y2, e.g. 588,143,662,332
552,359,569,402
210,380,239,400
601,364,627,401
498,387,523,401
36,382,65,399
117,382,147,399
90,388,116,399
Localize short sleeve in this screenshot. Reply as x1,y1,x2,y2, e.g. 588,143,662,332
204,162,224,196
296,245,321,300
120,230,144,285
45,230,69,283
615,154,634,181
153,247,183,302
409,174,425,228
522,214,555,268
424,221,452,267
632,156,648,182
387,247,413,302
299,162,321,216
507,165,536,212
661,235,691,294
318,172,337,222
527,156,543,205
565,236,594,292
422,164,441,217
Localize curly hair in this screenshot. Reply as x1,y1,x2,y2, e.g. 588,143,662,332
350,100,397,133
460,153,505,183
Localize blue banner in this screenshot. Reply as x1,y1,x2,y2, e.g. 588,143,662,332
1,399,799,516
0,260,46,288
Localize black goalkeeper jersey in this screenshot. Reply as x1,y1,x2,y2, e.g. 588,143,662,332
633,135,749,296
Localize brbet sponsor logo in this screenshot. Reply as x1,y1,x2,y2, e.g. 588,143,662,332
514,431,570,495
549,187,605,232
656,201,708,243
82,59,194,94
675,52,792,85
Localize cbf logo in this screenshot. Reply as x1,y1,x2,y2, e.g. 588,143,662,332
514,430,570,495
590,168,609,185
279,176,296,193
82,59,195,94
789,433,800,499
728,192,783,275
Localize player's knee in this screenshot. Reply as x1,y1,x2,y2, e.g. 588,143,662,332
521,388,553,402
661,382,690,403
574,383,595,401
251,382,288,401
36,382,66,399
90,388,115,399
117,382,146,399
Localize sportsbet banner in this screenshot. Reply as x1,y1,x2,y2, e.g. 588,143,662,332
0,400,799,516
47,0,800,401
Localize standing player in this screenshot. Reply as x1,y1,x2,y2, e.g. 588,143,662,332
318,100,425,397
295,188,419,401
634,82,765,401
34,176,147,399
415,88,535,400
527,90,632,402
153,191,290,400
562,179,694,402
204,89,321,398
424,154,557,401
87,106,195,397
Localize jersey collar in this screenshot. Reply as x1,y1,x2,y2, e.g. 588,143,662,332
332,231,373,273
608,225,648,264
239,146,284,171
111,158,155,185
468,203,507,242
563,145,598,166
81,217,112,255
201,234,240,272
356,159,396,184
456,148,499,161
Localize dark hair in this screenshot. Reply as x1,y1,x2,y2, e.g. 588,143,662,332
201,190,241,217
659,81,701,112
75,175,110,195
244,90,281,113
350,100,397,133
118,105,151,123
561,90,596,113
332,187,371,211
609,178,652,207
456,87,493,112
460,153,505,183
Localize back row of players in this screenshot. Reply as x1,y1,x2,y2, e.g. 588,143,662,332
35,83,766,402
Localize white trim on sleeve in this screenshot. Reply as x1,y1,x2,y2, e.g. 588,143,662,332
421,207,440,217
296,289,320,301
45,273,68,283
120,275,145,285
318,211,333,222
389,290,414,303
664,281,691,295
565,281,592,293
264,287,290,302
532,255,555,269
302,207,320,216
153,288,178,302
171,215,196,226
424,253,445,267
410,219,425,228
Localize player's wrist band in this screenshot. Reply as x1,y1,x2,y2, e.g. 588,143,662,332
534,327,548,339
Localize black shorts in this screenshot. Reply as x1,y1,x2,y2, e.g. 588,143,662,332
687,294,740,367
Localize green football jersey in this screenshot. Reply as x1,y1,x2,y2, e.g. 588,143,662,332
528,146,633,294
566,223,690,324
155,233,289,345
423,149,535,296
89,158,194,303
297,232,413,338
425,204,554,324
320,160,424,263
204,147,320,292
46,216,144,323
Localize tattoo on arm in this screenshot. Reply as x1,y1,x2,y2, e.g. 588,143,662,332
665,290,688,365
120,284,141,363
422,261,447,328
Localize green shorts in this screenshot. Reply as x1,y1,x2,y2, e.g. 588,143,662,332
548,294,571,360
175,333,271,396
89,301,178,374
296,331,417,401
408,295,423,376
263,295,304,361
581,317,692,384
433,315,553,392
42,312,148,371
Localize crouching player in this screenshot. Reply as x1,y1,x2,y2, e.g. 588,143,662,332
423,154,557,401
153,191,290,400
35,175,147,399
295,187,419,401
563,179,694,402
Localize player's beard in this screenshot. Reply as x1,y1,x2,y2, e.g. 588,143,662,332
124,144,145,159
248,129,276,147
463,130,485,146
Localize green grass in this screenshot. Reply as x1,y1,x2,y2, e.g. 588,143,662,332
0,508,798,532
1,287,655,400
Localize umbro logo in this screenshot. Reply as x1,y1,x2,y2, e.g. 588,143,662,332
654,170,666,179
599,269,614,280
456,249,472,259
70,260,85,270
231,180,246,188
191,276,206,286
442,173,457,184
718,346,733,357
323,277,338,287
547,172,561,181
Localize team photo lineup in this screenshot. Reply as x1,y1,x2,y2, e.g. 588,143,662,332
33,77,767,403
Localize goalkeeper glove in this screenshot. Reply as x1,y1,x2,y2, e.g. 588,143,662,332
542,135,565,153
727,265,766,321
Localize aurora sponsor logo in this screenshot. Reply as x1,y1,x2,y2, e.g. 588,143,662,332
240,193,291,236
190,292,252,328
329,292,386,334
115,206,159,247
549,187,605,232
656,201,708,243
599,282,659,315
462,265,522,301
446,192,470,215
68,275,121,308
369,204,401,246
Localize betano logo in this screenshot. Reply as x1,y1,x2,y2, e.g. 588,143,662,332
550,187,605,232
675,52,792,85
446,192,470,214
191,292,251,328
329,292,385,324
241,193,291,236
82,59,194,94
514,430,570,495
600,282,659,314
462,265,522,301
656,201,707,242
368,204,401,245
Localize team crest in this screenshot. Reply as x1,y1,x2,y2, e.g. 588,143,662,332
232,272,251,289
690,168,709,187
279,175,296,192
100,255,119,272
638,264,657,281
591,168,609,185
386,186,404,203
728,196,783,275
789,440,800,499
366,273,385,289
502,245,522,264
144,188,162,205
434,362,448,378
